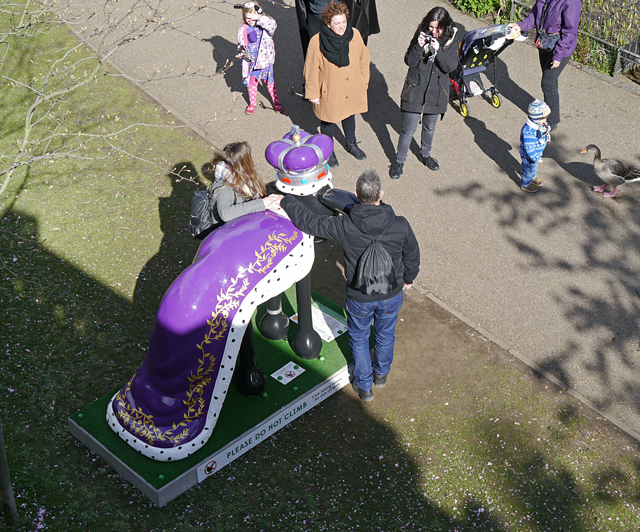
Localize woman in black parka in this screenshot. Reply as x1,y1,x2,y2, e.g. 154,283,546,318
389,7,460,179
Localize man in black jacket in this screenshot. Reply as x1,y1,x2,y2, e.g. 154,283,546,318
280,170,420,401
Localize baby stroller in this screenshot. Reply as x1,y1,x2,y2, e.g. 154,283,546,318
450,24,517,117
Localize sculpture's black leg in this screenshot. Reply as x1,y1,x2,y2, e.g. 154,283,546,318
259,294,289,340
235,326,266,396
292,274,323,360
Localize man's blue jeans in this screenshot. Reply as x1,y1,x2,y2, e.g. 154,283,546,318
345,291,404,392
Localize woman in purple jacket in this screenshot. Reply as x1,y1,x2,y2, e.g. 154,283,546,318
511,0,582,131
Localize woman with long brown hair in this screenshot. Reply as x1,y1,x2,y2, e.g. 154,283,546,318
389,7,460,179
206,141,281,223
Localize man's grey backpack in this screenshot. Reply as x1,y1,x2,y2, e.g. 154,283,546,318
354,224,398,296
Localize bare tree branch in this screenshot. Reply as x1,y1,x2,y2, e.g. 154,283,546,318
0,0,233,212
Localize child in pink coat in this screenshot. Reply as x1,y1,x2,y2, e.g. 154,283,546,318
236,2,282,115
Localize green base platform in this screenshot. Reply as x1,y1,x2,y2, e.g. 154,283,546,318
69,289,353,507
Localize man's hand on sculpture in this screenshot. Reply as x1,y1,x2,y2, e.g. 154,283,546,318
264,194,283,211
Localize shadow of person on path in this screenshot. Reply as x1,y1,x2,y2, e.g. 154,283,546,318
463,115,521,187
270,1,306,87
276,87,322,139
495,55,536,113
132,163,200,332
203,35,245,96
265,1,320,131
203,33,289,112
361,62,404,163
545,143,601,186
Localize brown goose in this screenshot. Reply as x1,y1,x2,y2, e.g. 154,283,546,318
582,144,640,198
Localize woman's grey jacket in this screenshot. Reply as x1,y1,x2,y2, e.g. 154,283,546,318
209,180,265,224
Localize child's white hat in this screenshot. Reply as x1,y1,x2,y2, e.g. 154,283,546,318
528,99,551,120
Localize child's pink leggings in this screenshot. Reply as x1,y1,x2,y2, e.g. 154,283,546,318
248,77,280,110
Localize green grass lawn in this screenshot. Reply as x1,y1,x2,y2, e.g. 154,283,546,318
2,12,640,532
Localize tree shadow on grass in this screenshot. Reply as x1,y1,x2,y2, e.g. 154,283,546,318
3,182,639,529
592,456,640,505
473,418,586,529
470,397,640,530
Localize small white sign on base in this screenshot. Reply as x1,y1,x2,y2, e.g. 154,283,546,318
289,301,347,343
271,361,305,385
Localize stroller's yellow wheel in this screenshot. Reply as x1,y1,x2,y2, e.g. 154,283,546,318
460,102,469,117
491,94,501,108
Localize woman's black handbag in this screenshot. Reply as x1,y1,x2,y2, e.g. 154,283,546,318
535,30,560,52
535,0,560,52
188,188,222,240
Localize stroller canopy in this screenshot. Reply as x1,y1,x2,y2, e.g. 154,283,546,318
459,24,509,62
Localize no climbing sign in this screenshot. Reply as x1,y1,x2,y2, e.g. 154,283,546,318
203,461,217,475
270,361,305,385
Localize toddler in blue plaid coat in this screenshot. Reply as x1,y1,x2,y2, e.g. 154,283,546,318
520,99,551,193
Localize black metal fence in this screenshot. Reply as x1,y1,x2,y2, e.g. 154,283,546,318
509,0,640,73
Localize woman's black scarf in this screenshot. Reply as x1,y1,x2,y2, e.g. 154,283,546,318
319,20,354,67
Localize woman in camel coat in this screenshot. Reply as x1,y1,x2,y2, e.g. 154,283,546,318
304,1,370,167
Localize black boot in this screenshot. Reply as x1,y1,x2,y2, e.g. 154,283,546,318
345,140,367,160
419,154,439,171
235,328,266,396
389,162,403,179
327,151,339,167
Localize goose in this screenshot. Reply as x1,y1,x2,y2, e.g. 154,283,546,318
582,144,640,198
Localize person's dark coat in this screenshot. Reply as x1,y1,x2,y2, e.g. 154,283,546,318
281,196,420,302
295,0,380,56
344,0,380,46
294,0,326,57
400,26,460,116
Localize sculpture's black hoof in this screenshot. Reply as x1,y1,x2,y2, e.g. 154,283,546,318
292,329,323,360
259,311,289,340
236,326,266,395
235,365,266,396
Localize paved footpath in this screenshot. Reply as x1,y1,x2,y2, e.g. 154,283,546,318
94,0,640,438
